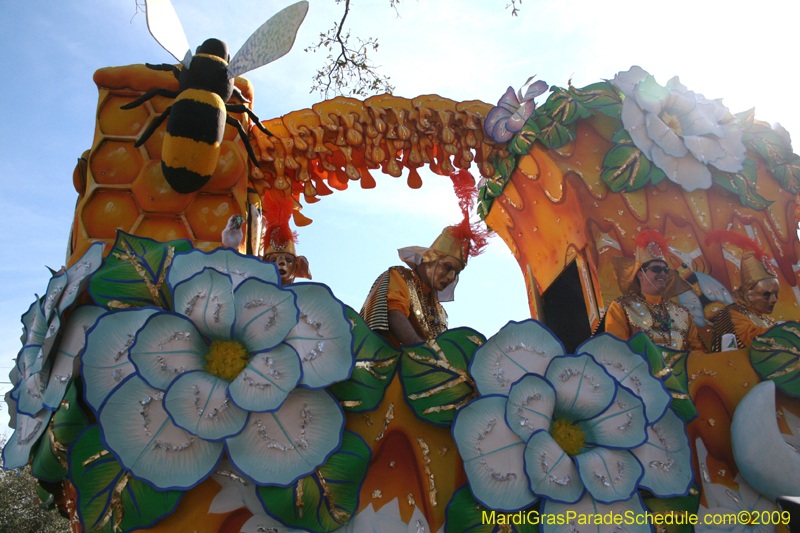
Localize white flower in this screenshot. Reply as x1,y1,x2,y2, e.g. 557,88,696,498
612,66,746,192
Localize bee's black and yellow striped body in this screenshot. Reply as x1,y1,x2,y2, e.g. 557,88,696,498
122,41,269,194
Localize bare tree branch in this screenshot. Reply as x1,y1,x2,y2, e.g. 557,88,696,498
507,0,522,17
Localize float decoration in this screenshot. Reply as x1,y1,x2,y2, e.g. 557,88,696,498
399,327,485,427
749,322,800,397
327,307,401,413
257,430,372,532
69,424,184,533
444,484,540,533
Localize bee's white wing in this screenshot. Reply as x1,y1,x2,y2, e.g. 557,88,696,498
228,1,309,78
145,0,193,67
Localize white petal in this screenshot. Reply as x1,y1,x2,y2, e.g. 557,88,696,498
545,354,616,422
651,145,712,191
633,75,669,115
284,283,354,389
164,370,248,440
611,66,650,97
209,459,264,514
683,135,726,164
233,279,298,354
646,114,688,157
524,430,584,503
58,242,105,315
169,248,280,290
172,268,236,342
621,99,653,159
228,343,301,412
452,395,537,511
506,374,556,441
225,388,344,486
541,492,651,533
711,125,747,172
471,320,565,397
99,375,224,490
574,448,642,503
578,386,647,449
81,308,159,412
129,312,207,390
1,410,51,469
630,408,693,497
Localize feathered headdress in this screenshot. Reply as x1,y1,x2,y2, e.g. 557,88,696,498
705,230,777,291
263,191,298,255
435,169,490,263
612,228,692,299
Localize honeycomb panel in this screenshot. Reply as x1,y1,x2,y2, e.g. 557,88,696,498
81,189,140,240
98,95,149,137
131,160,197,214
185,193,241,241
150,95,173,114
142,123,166,161
135,215,191,242
204,140,245,191
90,141,144,185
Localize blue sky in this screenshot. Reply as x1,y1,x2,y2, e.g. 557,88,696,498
1,0,798,433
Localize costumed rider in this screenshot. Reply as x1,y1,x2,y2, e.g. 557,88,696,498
604,229,707,353
261,191,311,285
360,170,489,346
706,230,779,351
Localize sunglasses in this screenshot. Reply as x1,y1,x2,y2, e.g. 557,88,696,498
644,265,670,274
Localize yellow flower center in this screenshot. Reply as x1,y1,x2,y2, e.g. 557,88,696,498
551,418,586,456
205,340,249,381
660,111,684,137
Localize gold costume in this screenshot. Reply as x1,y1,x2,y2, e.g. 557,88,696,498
606,293,705,352
710,303,775,351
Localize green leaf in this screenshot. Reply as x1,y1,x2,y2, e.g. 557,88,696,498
532,112,577,150
611,128,633,144
509,121,541,156
32,382,90,482
744,122,790,163
35,484,56,509
540,88,592,126
641,484,700,533
445,485,540,533
328,306,401,413
768,154,800,193
711,162,773,211
735,108,756,129
601,144,666,193
568,81,622,119
69,425,183,533
88,231,192,309
628,333,697,422
400,327,485,427
477,197,493,220
750,321,800,397
258,430,371,532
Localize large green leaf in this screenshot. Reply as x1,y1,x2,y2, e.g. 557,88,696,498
743,122,791,165
628,333,697,422
69,425,183,533
601,144,666,192
400,327,485,427
768,154,800,194
509,120,541,156
328,306,401,413
32,382,90,482
641,484,700,533
445,485,540,533
541,88,592,126
88,231,192,309
750,321,800,397
711,160,773,211
532,112,577,150
568,81,623,119
258,430,371,532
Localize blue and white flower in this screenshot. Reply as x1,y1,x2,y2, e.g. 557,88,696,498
484,76,549,143
80,248,355,490
3,244,104,470
455,320,693,525
612,66,746,192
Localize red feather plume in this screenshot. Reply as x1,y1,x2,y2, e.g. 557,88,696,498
448,170,489,260
704,230,767,258
635,229,668,251
263,192,297,250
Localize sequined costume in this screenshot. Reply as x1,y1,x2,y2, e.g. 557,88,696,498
710,303,776,351
605,293,705,352
361,266,448,346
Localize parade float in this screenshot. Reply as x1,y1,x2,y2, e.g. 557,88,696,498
4,1,800,532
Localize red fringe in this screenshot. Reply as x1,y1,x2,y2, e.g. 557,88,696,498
451,217,490,259
263,191,297,249
636,229,668,252
450,169,477,215
704,230,768,259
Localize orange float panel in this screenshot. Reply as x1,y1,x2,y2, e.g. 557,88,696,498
81,189,140,240
90,140,144,185
185,194,242,241
131,161,198,214
98,94,150,137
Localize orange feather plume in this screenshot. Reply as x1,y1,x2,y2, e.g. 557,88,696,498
263,191,297,250
448,170,489,260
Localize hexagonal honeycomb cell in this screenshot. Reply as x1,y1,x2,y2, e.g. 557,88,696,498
185,193,241,241
90,141,144,185
131,161,197,214
98,94,150,137
204,140,246,191
135,215,192,242
142,123,166,161
81,189,140,240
